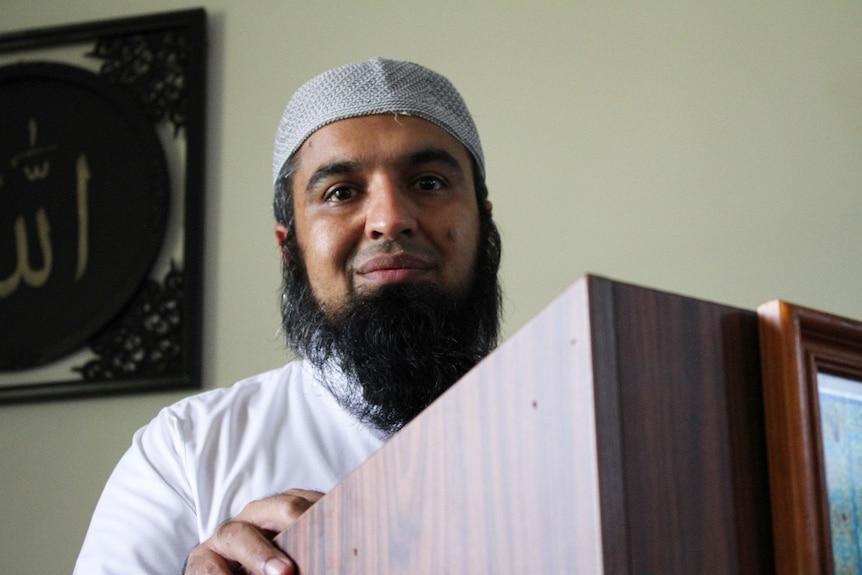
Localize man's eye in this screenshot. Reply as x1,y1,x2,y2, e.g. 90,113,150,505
325,187,354,202
414,176,444,191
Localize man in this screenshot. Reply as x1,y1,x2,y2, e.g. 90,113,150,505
74,57,502,575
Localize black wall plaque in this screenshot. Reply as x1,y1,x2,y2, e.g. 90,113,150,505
0,9,206,401
0,62,170,369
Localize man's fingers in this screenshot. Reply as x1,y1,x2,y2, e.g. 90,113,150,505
234,490,324,534
185,520,295,575
183,490,323,574
282,488,325,502
183,547,233,574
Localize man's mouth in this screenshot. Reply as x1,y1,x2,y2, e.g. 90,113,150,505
355,253,435,285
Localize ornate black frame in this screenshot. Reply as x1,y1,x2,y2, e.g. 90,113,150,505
0,9,206,402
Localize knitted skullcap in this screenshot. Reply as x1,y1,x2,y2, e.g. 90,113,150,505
272,57,484,183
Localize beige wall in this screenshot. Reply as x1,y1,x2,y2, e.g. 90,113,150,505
2,1,861,572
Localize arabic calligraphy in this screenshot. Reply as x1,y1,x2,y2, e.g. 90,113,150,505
1,118,90,298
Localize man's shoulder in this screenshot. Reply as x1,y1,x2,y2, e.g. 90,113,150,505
154,360,323,431
135,358,381,496
131,359,359,465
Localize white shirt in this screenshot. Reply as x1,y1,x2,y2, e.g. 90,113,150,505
74,360,385,575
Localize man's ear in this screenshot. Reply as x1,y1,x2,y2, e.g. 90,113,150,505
485,200,493,214
275,223,290,267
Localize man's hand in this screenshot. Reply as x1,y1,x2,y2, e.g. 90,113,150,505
184,488,323,575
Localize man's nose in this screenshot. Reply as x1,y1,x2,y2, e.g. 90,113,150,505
364,177,417,240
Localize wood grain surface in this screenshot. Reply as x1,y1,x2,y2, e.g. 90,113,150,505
277,275,775,574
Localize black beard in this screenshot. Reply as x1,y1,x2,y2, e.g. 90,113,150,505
279,218,502,435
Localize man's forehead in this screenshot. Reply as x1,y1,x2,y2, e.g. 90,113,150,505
295,114,474,174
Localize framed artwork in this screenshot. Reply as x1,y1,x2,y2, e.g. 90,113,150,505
758,300,862,575
0,9,206,402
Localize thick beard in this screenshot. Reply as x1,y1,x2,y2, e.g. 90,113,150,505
279,218,502,436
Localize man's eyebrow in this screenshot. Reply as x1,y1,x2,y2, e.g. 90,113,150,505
304,148,466,194
405,148,464,173
304,160,362,194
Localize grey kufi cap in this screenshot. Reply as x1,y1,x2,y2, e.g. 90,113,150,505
272,57,484,183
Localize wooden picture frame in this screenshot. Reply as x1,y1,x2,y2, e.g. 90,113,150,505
0,9,206,402
758,300,862,574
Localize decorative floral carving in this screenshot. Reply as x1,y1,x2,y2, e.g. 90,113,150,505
76,262,183,380
75,27,191,382
88,28,188,135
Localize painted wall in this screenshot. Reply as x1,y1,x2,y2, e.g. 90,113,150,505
2,1,861,572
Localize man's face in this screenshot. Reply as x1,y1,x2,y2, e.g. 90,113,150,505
279,114,482,311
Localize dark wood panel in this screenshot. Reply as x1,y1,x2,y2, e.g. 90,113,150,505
608,282,773,574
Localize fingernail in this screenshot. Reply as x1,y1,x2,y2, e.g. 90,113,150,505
264,557,293,575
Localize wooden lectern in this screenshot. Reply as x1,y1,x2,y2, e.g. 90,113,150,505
277,275,775,574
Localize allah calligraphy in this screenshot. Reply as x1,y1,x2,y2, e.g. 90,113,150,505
1,208,52,297
0,59,174,373
0,119,90,298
